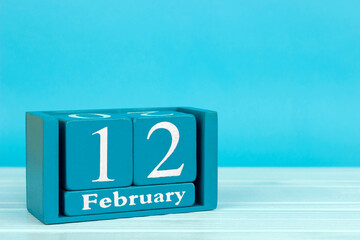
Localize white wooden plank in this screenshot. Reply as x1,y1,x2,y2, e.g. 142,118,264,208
0,167,360,240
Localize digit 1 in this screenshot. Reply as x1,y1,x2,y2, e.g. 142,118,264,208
92,127,114,182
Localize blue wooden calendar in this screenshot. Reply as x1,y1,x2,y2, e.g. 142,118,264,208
26,107,218,224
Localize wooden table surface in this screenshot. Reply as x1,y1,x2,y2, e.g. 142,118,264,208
1,167,360,239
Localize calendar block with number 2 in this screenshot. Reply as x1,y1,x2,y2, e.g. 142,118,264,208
26,107,217,224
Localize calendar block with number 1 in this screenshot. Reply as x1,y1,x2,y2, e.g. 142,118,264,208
26,107,217,224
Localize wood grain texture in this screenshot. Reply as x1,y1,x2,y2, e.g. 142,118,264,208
1,167,360,239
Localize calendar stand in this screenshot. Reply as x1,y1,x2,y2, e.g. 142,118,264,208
26,107,218,224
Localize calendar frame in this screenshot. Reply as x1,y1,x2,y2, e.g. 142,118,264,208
26,107,218,224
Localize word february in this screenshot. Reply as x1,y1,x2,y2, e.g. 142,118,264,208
82,190,186,210
61,183,195,216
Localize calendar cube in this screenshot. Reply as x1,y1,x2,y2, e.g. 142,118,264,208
127,111,197,186
58,113,133,190
61,183,195,216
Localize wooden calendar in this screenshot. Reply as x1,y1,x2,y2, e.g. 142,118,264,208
26,107,217,224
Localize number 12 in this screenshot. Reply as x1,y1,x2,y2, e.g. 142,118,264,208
91,122,184,182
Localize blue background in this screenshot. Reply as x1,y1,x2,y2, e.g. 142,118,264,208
1,0,359,167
